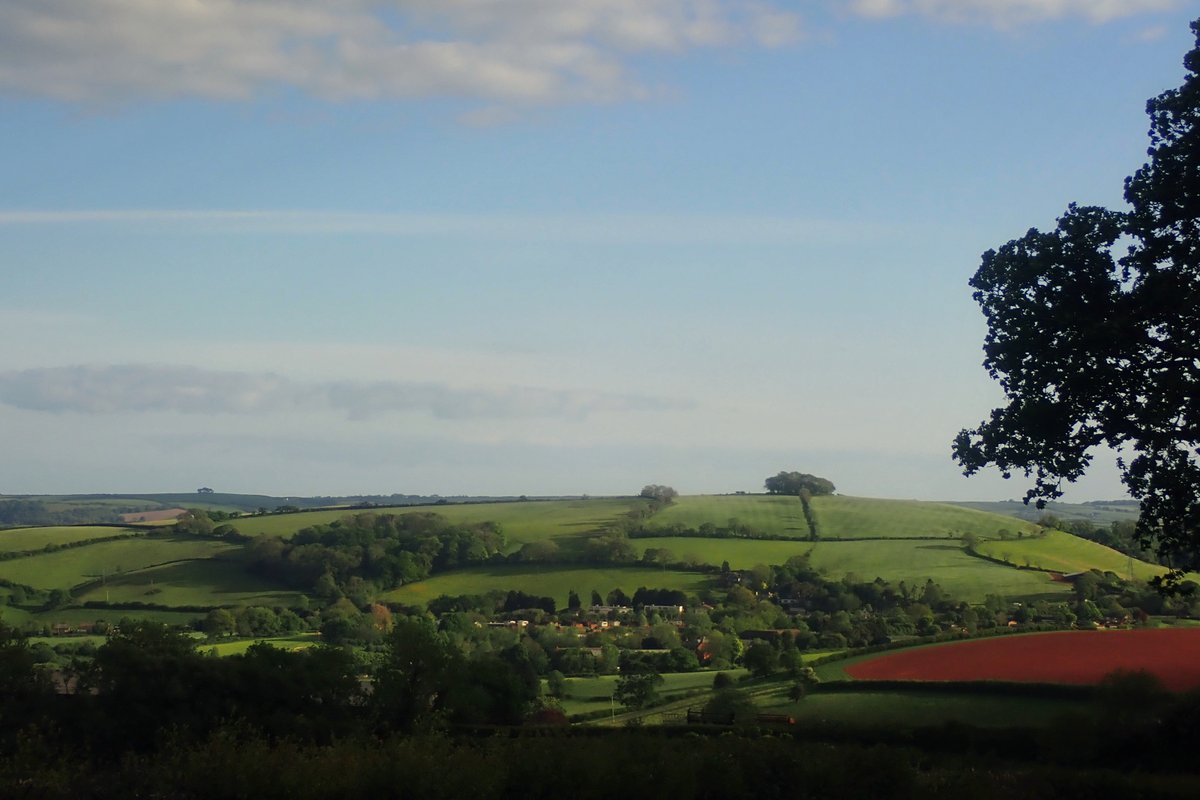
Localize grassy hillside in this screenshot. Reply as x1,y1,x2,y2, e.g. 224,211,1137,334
70,557,306,608
645,495,808,537
383,565,711,608
632,536,1065,602
975,530,1168,580
232,498,645,552
0,525,133,553
0,536,238,590
811,496,1042,540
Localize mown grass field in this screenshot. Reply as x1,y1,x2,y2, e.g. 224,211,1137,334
232,498,646,552
71,557,306,608
198,634,319,657
975,530,1168,580
646,495,808,537
556,669,748,716
753,686,1093,728
632,536,1065,602
0,526,133,553
0,536,238,590
811,495,1042,540
382,565,712,608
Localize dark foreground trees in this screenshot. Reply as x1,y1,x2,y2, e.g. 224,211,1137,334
954,18,1200,582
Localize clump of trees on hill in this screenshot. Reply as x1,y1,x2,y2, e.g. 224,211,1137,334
639,484,678,503
764,472,835,496
249,513,506,601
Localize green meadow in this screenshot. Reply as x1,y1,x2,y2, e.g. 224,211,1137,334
753,687,1093,728
71,557,306,608
0,525,134,553
556,670,748,716
811,495,1042,540
975,530,1168,580
632,536,1064,602
0,536,238,590
198,634,319,657
382,565,712,608
646,495,808,537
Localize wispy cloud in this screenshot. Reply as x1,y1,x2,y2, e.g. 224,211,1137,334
0,208,921,246
0,364,687,420
0,1,801,107
848,0,1180,25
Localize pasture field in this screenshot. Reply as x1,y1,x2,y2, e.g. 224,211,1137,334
199,634,319,657
646,495,808,538
632,536,1065,602
382,565,712,608
0,526,134,553
232,498,645,551
752,686,1093,728
71,557,306,609
843,629,1200,690
557,669,747,717
0,536,238,590
811,495,1042,540
975,530,1167,580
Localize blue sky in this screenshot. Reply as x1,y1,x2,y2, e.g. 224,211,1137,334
1,1,1196,500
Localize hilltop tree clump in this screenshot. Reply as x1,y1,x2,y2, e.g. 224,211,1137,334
639,485,679,504
764,472,835,497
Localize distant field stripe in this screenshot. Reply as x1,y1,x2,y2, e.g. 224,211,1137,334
382,565,712,608
231,498,646,549
0,536,238,590
0,526,134,553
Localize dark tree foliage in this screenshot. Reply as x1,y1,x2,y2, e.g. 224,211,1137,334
764,471,835,496
955,20,1200,582
638,484,679,503
250,512,505,596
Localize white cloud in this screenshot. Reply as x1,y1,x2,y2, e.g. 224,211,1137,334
847,0,1180,25
0,0,801,106
0,364,687,420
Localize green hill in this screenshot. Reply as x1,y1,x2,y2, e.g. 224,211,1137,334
0,492,1168,625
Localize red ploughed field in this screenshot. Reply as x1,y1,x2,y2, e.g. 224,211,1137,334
845,630,1200,691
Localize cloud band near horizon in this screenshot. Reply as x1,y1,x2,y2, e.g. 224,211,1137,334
0,364,688,421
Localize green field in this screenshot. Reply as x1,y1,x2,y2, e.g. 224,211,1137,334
557,669,748,716
0,536,238,590
71,557,306,609
632,536,1065,602
199,634,319,657
0,526,134,553
232,498,646,552
812,496,1042,540
383,565,713,608
646,495,809,537
754,686,1093,728
975,530,1168,580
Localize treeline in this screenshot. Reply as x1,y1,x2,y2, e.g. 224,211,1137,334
249,512,506,601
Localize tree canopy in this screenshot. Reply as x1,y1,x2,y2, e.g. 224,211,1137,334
764,471,835,496
953,19,1200,582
